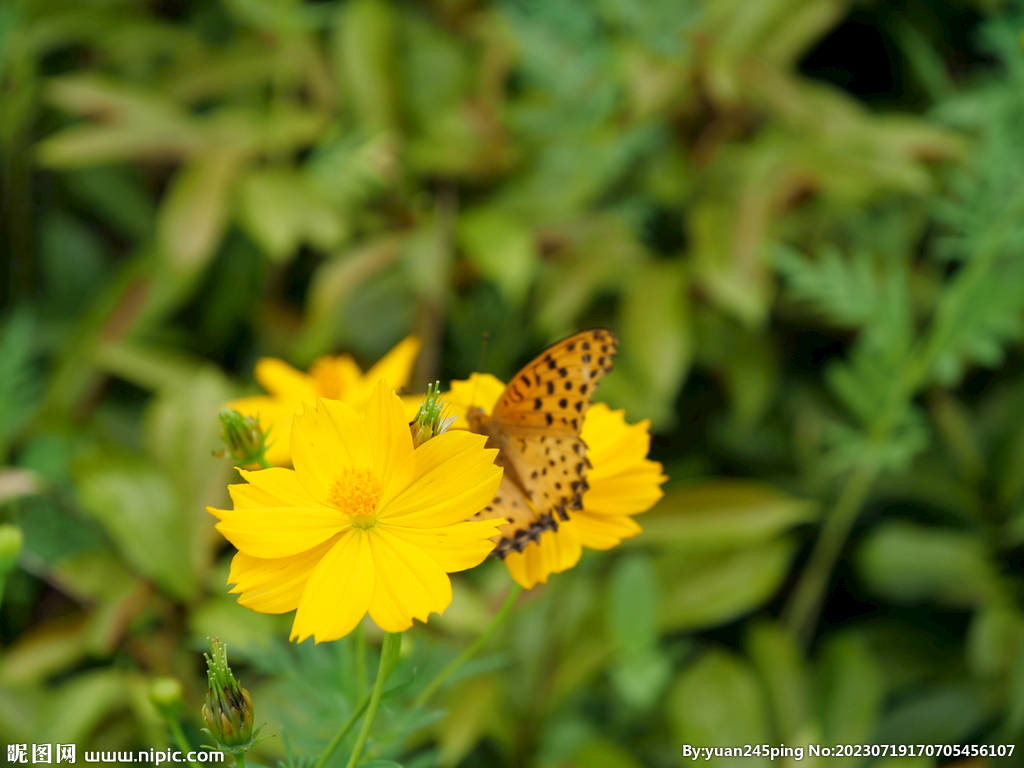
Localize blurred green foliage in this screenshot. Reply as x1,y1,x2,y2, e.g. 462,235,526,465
5,0,1024,766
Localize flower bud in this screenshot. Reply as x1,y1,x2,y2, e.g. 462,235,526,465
410,382,456,448
201,638,261,753
215,408,271,466
149,676,184,718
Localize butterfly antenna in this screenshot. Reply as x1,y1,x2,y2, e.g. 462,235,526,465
470,332,489,408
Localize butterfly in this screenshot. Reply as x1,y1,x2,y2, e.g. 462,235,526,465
465,329,618,558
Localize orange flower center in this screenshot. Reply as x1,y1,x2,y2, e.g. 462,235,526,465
329,469,382,528
310,357,344,399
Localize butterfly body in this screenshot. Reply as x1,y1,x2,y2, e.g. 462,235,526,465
466,328,618,558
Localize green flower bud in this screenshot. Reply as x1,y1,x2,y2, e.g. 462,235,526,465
410,382,456,448
149,676,184,718
216,408,272,466
201,638,261,754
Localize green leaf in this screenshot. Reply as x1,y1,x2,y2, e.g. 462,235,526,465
638,480,817,551
157,149,245,274
0,615,92,686
612,260,692,427
334,0,397,132
1004,633,1024,738
693,310,777,434
41,669,130,743
237,167,347,261
606,553,668,710
658,538,797,632
667,649,771,768
856,521,998,608
75,463,196,599
189,596,291,654
0,311,39,455
459,207,539,306
928,258,1024,386
37,76,205,166
606,553,659,653
817,631,886,748
10,496,108,567
39,210,109,310
689,191,772,328
874,682,992,746
773,243,881,329
61,166,155,240
966,604,1024,680
745,621,813,741
608,649,672,710
571,741,646,768
144,368,234,578
437,677,496,767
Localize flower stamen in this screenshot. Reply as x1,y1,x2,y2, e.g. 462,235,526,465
330,469,383,528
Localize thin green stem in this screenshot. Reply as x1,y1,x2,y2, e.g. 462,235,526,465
413,583,522,709
234,754,245,768
345,633,401,768
311,693,371,768
166,718,200,768
784,466,876,649
355,622,368,701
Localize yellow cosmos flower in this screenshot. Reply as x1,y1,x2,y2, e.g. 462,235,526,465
209,379,504,642
446,374,666,589
227,336,422,466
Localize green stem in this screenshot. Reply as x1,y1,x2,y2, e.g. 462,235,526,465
167,718,201,768
234,754,245,768
413,583,522,709
345,633,402,768
311,694,371,768
784,466,876,649
355,622,368,701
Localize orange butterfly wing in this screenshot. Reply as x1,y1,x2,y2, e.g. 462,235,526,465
492,329,618,435
479,471,558,558
469,329,618,558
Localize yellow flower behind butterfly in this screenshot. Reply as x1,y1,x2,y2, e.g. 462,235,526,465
227,336,421,466
445,374,666,589
209,379,504,642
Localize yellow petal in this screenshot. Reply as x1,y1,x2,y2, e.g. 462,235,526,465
377,430,502,527
310,354,364,401
572,510,643,550
254,358,318,399
364,336,421,392
380,519,501,572
444,374,506,429
227,538,337,613
230,467,322,509
504,520,582,589
291,530,374,643
290,398,373,501
367,527,452,632
226,395,302,467
548,518,583,571
582,403,655,479
211,468,348,557
504,537,554,589
583,465,666,515
209,499,347,560
363,379,414,483
401,394,425,422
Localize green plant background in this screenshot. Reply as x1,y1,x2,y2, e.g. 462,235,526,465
2,0,1024,766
